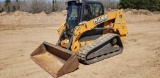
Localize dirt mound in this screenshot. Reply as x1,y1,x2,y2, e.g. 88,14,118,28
62,10,67,15
124,9,160,23
13,11,31,16
35,11,46,16
14,11,24,16
0,12,7,16
0,9,159,26
105,9,160,23
48,12,55,15
125,9,153,15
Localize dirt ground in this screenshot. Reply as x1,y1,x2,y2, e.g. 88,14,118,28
0,10,160,78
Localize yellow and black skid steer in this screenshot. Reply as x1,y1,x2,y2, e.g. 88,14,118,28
31,0,128,77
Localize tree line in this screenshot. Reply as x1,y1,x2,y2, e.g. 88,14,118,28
0,0,160,13
0,0,120,13
119,0,160,11
0,0,66,13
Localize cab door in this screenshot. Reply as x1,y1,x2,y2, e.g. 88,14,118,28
79,2,105,42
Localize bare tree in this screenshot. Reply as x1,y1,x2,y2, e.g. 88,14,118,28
19,0,31,12
0,0,119,13
15,0,20,10
52,0,66,12
97,0,119,9
0,2,4,12
4,0,11,12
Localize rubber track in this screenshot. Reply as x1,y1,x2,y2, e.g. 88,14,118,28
78,33,122,64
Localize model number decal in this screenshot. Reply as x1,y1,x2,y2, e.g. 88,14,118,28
94,15,108,24
117,21,125,24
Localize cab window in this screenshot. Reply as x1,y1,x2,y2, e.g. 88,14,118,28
82,3,104,21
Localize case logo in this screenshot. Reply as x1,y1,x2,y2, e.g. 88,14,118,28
94,15,108,24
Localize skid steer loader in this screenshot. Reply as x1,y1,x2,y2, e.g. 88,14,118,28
31,0,128,77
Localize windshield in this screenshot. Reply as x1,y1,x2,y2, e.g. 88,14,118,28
66,4,79,30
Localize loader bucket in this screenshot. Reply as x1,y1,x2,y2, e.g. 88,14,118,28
31,42,79,78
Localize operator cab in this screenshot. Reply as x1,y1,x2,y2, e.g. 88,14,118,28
66,1,104,35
